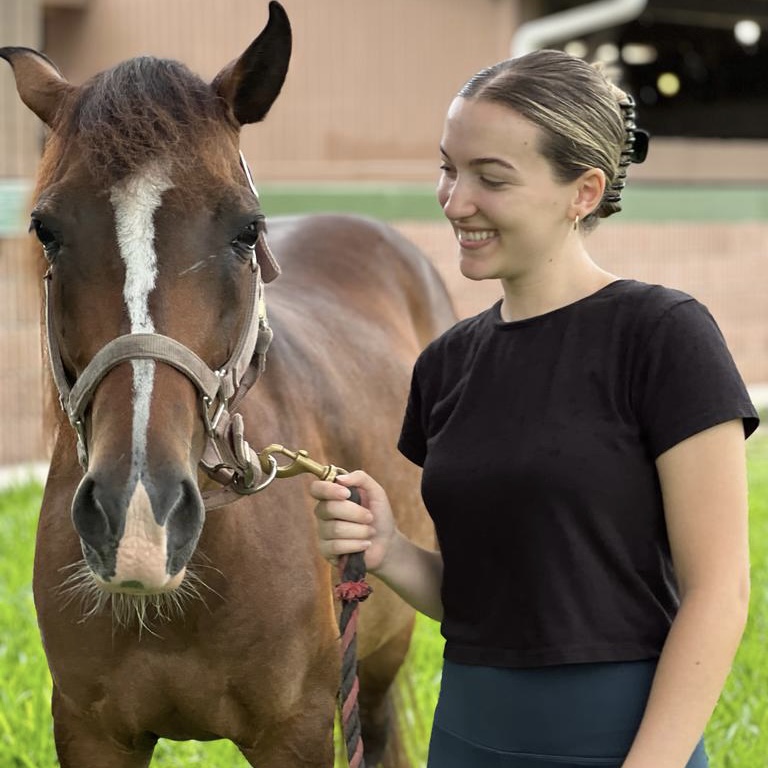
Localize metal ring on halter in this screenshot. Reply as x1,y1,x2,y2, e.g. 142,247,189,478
239,453,278,494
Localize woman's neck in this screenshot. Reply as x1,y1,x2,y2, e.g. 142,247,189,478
498,249,618,322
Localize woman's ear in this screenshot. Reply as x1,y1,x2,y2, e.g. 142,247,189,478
570,168,606,219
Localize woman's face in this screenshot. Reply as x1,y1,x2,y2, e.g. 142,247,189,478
437,97,580,283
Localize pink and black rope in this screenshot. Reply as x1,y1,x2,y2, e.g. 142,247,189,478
334,487,372,768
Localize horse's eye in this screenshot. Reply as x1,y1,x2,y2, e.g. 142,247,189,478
30,217,61,259
231,222,259,254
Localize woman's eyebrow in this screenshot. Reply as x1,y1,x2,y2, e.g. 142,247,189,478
439,146,515,171
469,157,516,170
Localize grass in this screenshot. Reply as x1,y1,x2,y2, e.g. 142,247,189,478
703,433,768,767
4,182,768,237
253,182,768,223
1,434,766,767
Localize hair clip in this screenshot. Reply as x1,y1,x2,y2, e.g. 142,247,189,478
620,96,650,164
630,129,650,164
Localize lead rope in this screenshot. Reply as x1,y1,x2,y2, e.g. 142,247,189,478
335,495,372,768
257,446,372,768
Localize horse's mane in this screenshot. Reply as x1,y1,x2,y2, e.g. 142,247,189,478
60,57,233,185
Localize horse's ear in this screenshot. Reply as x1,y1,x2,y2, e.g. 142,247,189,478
0,46,74,126
212,1,292,126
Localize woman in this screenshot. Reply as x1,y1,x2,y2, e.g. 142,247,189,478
311,49,759,768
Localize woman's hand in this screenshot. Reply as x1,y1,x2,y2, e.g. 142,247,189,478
312,468,445,620
310,469,397,573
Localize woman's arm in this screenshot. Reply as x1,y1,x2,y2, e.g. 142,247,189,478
311,470,444,621
622,419,751,768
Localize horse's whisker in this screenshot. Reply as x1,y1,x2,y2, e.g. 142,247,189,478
53,560,215,633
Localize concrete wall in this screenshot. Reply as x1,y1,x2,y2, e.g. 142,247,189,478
0,0,762,183
0,0,43,178
0,218,765,466
38,0,519,181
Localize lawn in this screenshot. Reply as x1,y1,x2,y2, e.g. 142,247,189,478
1,434,766,767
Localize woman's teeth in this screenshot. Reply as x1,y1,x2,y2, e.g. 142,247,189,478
459,229,496,242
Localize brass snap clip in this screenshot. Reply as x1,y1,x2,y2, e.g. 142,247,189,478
257,444,346,483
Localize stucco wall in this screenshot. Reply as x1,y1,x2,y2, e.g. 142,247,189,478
0,218,764,466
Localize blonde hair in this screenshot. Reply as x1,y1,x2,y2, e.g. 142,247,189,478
458,49,643,232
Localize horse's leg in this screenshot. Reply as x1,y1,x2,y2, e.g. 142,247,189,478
237,725,335,767
357,619,416,768
52,686,156,768
236,691,337,768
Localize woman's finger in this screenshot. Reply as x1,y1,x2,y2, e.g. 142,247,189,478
314,498,373,525
310,479,352,502
319,537,372,564
317,517,375,542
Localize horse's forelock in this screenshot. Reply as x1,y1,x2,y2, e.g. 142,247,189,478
62,57,233,186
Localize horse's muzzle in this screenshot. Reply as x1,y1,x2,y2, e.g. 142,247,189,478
71,470,204,593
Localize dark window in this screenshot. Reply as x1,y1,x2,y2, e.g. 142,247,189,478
536,1,768,138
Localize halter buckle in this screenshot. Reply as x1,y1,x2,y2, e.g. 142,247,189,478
202,395,227,436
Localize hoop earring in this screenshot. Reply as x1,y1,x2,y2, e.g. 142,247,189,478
572,215,579,231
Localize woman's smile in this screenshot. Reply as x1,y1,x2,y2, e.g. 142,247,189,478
456,227,499,249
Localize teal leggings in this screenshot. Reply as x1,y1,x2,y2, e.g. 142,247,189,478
427,659,708,768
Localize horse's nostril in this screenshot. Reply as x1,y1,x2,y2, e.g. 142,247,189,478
165,477,205,576
71,475,114,547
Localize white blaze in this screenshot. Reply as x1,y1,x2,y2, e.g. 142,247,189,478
109,167,174,589
110,167,173,470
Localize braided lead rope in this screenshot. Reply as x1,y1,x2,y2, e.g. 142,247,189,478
335,552,371,768
334,489,372,768
254,447,373,767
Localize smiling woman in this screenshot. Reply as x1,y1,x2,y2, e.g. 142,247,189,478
433,52,647,322
437,98,606,290
310,48,759,768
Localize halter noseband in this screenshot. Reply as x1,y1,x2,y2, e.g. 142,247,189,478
43,153,280,510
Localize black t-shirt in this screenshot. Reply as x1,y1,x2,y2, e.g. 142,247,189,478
398,279,759,668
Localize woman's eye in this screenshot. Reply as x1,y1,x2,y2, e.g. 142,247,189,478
30,218,61,258
231,222,259,252
480,177,506,189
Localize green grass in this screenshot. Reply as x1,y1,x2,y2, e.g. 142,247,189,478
255,182,768,223
703,433,768,767
3,180,768,241
1,435,766,767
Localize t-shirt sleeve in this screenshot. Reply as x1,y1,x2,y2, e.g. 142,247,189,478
397,361,427,467
633,298,760,458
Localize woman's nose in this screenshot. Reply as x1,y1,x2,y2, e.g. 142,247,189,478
438,175,476,221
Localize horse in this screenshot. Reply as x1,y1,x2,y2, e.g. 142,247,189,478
0,3,455,766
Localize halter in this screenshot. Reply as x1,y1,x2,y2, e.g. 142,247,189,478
43,153,280,510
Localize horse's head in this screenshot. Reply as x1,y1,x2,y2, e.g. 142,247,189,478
1,2,291,599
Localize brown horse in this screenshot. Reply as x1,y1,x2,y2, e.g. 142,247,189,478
0,3,454,766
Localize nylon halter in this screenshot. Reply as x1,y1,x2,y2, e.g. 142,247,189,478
43,153,280,509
